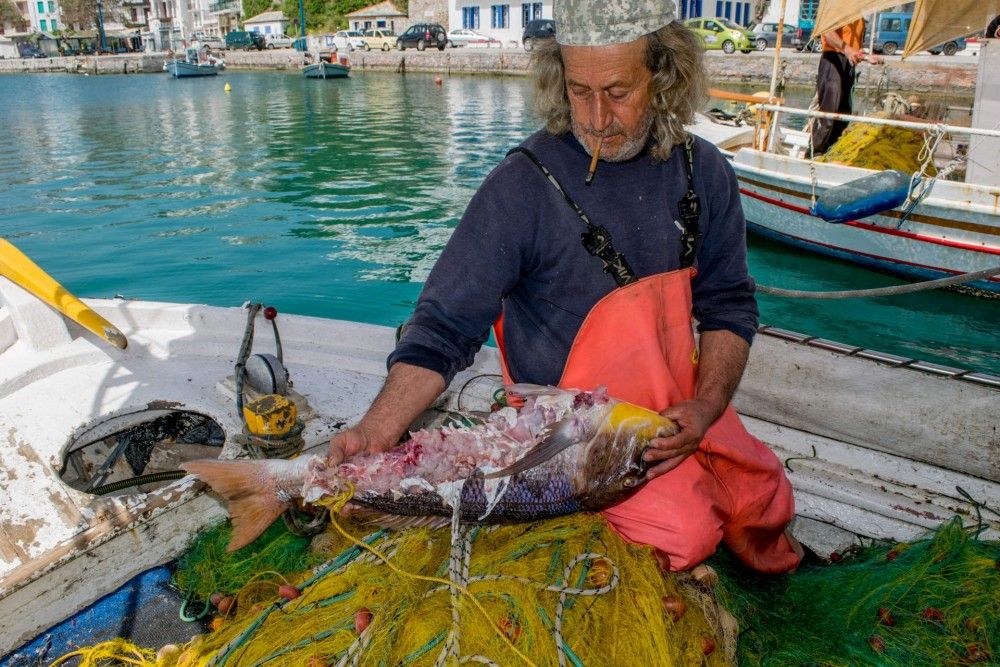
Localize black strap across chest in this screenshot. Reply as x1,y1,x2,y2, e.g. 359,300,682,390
507,135,702,288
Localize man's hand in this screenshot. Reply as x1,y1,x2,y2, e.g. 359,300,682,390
865,52,884,65
642,398,719,479
843,44,864,65
326,361,446,465
329,426,381,466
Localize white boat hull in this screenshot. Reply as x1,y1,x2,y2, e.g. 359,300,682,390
731,149,1000,293
1,278,998,654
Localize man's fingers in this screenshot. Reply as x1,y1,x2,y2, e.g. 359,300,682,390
329,429,367,464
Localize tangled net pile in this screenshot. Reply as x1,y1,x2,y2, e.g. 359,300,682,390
817,113,937,176
56,511,726,667
716,517,999,666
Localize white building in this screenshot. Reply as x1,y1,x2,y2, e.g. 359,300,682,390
23,0,61,33
678,0,808,29
244,10,286,38
448,0,550,46
346,1,408,33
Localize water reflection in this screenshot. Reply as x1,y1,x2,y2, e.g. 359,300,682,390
0,71,995,372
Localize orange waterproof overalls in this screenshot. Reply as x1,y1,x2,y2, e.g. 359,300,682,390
494,145,800,574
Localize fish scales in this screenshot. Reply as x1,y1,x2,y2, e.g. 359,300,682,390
182,385,679,551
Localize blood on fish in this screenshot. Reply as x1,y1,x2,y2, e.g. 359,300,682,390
183,385,678,551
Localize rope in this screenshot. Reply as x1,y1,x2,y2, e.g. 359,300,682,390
898,124,954,227
318,489,541,667
757,264,1000,299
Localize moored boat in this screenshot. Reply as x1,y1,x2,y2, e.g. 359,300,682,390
165,47,221,78
720,1,1000,294
303,56,350,79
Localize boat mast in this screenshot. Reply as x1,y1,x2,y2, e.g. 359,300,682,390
764,0,787,151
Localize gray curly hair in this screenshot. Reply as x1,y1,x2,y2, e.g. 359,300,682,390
531,22,708,161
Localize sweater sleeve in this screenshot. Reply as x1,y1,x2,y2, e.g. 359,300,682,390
690,143,760,345
386,160,532,384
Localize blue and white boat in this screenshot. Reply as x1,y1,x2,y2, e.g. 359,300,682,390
165,47,221,78
720,4,1000,295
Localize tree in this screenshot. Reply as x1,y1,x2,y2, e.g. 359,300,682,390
281,0,400,33
58,0,124,30
0,0,28,31
242,0,272,21
751,0,771,24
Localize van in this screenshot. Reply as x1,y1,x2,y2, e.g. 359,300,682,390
224,31,266,51
522,19,555,51
869,12,966,56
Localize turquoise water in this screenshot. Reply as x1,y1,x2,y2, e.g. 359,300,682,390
1,71,997,374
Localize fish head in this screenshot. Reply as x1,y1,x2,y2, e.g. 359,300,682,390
578,401,679,509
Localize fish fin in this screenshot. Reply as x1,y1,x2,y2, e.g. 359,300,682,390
181,459,291,551
505,383,573,398
484,418,581,479
348,505,451,530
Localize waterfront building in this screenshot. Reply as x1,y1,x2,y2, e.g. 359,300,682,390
408,0,446,29
0,0,62,33
243,10,286,38
206,0,239,39
448,0,550,46
346,1,409,34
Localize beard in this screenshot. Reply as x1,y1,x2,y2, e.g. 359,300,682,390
570,109,655,163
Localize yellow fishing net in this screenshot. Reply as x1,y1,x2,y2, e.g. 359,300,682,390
816,114,937,176
59,512,728,667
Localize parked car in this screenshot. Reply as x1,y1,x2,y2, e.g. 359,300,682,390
749,21,799,50
265,34,295,49
866,12,966,56
395,23,447,51
360,29,396,51
224,31,266,50
682,17,753,54
522,18,555,51
17,43,47,58
446,28,499,48
332,30,367,51
192,33,224,50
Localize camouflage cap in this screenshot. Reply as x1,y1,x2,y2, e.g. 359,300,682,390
555,0,676,46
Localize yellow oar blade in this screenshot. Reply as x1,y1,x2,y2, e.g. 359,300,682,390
0,238,127,349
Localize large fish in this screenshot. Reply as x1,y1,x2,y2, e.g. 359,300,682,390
182,385,678,551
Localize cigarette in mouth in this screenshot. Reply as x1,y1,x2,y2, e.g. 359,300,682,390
585,139,601,186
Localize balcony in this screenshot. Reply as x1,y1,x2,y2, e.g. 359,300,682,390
208,0,238,13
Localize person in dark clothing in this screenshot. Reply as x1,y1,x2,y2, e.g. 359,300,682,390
328,0,802,574
810,19,883,154
986,15,1000,39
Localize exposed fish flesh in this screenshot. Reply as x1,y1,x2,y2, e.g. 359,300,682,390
182,385,678,550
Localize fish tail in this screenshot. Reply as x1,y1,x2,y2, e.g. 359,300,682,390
181,459,292,551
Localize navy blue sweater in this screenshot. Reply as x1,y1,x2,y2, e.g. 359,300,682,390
387,130,758,386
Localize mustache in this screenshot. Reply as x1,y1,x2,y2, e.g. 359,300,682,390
581,125,625,139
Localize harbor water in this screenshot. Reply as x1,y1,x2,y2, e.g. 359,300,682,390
1,71,997,374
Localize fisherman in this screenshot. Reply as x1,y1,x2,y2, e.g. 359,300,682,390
810,18,884,154
329,0,802,574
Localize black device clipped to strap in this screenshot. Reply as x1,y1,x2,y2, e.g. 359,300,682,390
507,146,638,287
677,134,701,269
507,134,702,285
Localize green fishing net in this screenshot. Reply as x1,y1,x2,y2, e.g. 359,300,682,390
713,517,999,666
173,519,324,601
170,516,998,665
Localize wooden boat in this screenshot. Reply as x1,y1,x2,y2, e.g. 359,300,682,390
720,1,1000,294
303,56,350,79
165,47,221,78
1,236,997,657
